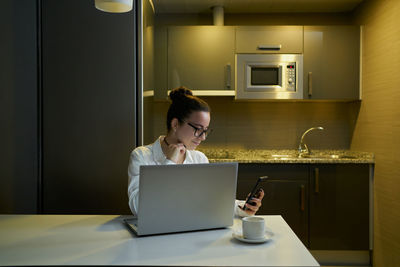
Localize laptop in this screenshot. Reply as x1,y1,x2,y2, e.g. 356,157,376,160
124,162,238,236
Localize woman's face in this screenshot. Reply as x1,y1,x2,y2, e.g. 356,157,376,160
175,111,211,150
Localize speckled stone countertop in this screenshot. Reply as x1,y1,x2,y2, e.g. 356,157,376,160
198,149,374,164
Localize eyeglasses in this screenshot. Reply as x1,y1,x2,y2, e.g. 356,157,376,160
184,121,213,138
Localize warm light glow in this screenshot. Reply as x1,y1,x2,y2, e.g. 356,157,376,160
95,0,132,13
148,0,155,13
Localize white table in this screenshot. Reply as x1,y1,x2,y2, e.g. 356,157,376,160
0,215,319,266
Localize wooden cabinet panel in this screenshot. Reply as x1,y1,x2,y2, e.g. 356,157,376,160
309,164,369,249
303,26,360,100
168,26,235,91
237,163,309,181
237,163,370,250
236,26,303,54
237,164,309,245
262,180,309,246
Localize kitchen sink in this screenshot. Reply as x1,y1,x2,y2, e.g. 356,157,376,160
207,151,358,161
300,154,356,159
265,154,357,160
267,154,298,159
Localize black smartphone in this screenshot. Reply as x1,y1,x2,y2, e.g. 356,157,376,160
242,176,268,210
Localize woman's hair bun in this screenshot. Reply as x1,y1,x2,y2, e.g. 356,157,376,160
169,86,193,103
166,86,210,131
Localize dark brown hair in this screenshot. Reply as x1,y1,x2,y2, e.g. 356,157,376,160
166,87,210,131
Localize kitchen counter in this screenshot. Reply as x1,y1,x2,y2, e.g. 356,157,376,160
199,149,374,164
0,215,319,266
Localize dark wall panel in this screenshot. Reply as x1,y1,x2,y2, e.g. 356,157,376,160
42,0,136,214
0,0,38,213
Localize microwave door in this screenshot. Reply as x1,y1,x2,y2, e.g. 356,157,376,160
235,53,303,99
246,64,283,92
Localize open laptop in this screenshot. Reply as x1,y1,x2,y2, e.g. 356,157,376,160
124,162,238,236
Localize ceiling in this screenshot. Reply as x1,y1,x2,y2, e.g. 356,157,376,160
152,0,365,14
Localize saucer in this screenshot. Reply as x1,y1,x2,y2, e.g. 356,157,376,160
232,232,270,244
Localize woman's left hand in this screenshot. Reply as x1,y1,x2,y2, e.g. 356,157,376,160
243,189,265,216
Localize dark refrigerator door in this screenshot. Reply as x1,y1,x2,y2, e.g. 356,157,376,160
42,0,137,214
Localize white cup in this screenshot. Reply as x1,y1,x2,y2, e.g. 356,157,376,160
242,216,265,240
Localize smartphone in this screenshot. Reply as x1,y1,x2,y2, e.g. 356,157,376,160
242,176,268,210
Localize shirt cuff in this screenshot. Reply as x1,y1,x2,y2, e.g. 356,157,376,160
235,200,251,217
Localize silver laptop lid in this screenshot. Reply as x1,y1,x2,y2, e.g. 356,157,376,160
137,162,238,236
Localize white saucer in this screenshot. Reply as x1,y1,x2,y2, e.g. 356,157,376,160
232,232,271,244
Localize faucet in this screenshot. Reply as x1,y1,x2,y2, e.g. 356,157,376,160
298,127,324,156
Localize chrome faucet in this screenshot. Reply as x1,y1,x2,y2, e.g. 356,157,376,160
298,127,324,156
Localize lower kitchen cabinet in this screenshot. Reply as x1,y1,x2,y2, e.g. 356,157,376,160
237,163,371,250
309,164,370,250
237,164,309,245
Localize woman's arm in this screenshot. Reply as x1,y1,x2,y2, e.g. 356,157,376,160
127,150,141,216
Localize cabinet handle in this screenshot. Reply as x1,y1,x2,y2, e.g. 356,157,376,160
308,72,313,97
257,45,282,51
225,64,231,89
314,167,319,193
300,185,305,211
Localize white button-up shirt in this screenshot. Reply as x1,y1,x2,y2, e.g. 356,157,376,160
128,136,248,217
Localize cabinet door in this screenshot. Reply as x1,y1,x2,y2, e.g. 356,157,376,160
303,26,360,100
236,26,303,54
237,164,309,246
262,180,309,246
168,26,235,90
309,164,369,250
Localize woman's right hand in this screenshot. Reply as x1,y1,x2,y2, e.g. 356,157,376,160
165,142,186,163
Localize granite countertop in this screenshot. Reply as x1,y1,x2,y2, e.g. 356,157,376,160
198,149,374,164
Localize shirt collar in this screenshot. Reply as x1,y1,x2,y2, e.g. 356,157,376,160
152,136,167,164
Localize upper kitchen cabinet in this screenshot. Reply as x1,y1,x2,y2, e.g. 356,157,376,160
236,26,303,54
168,26,235,91
304,26,360,100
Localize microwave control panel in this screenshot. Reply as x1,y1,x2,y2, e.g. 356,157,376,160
286,63,296,91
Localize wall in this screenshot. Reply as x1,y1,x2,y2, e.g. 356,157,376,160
352,0,400,265
1,0,138,215
145,12,360,150
142,0,155,145
143,0,154,92
150,98,358,150
41,0,135,214
0,1,38,213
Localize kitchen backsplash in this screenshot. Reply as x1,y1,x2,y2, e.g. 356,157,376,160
144,97,360,150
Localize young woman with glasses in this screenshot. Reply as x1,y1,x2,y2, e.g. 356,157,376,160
128,87,264,217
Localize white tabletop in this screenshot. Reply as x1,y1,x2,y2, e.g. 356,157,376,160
0,215,319,266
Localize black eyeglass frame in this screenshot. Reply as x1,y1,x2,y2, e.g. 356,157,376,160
183,121,213,138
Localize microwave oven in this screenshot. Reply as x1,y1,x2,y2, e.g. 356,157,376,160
235,54,303,99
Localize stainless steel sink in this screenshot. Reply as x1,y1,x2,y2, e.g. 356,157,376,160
267,154,298,159
208,152,357,160
266,154,357,159
300,154,356,159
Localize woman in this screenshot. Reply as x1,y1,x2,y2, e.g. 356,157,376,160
128,87,264,217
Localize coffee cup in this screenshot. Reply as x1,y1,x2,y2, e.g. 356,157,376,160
242,216,265,240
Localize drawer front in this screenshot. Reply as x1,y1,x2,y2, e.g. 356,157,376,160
237,163,309,181
236,26,303,54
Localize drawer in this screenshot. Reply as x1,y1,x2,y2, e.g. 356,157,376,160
238,163,309,181
236,26,303,54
